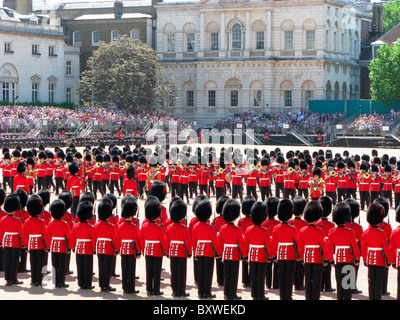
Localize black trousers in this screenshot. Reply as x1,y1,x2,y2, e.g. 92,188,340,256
337,189,347,202
199,184,208,196
347,188,357,200
360,191,370,211
325,191,337,205
3,176,12,193
223,260,239,299
260,186,271,202
93,180,104,199
170,257,187,296
284,188,296,200
304,263,323,300
298,188,309,200
121,255,137,293
196,256,214,297
397,268,400,300
216,257,224,286
179,184,189,203
246,186,257,200
370,191,380,204
109,180,121,195
275,183,284,199
4,247,20,282
215,187,225,202
242,260,250,286
266,260,279,289
232,185,243,201
55,177,64,195
29,249,45,285
294,260,305,290
102,180,109,194
250,261,266,300
145,256,162,294
18,248,27,272
51,252,67,287
321,264,333,291
334,263,353,300
98,254,113,289
76,254,93,289
45,176,55,190
37,177,46,191
278,260,296,300
189,182,198,198
171,182,180,198
367,265,385,300
71,196,80,218
383,191,393,207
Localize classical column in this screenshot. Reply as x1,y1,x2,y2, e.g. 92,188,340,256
199,12,204,57
267,9,271,49
245,11,250,51
220,11,225,56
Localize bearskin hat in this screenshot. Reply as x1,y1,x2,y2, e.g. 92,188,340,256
26,194,43,218
77,200,93,223
299,161,308,171
95,154,103,163
126,166,136,180
170,199,187,223
16,161,26,174
4,194,20,213
318,196,333,218
68,162,79,176
222,199,241,223
373,197,389,218
344,198,360,221
149,181,167,202
27,157,35,167
103,193,117,210
50,199,66,220
80,192,95,204
303,200,323,223
260,158,269,167
98,199,113,221
367,203,385,226
121,193,136,207
241,196,256,217
293,196,307,216
0,189,6,206
251,201,267,226
192,195,209,214
266,196,279,218
277,198,294,222
332,202,351,225
58,191,73,210
121,198,138,219
37,189,50,206
194,199,212,222
144,196,161,221
312,167,322,177
13,188,28,208
216,195,230,215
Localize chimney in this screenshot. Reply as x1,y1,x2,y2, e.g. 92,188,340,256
372,3,383,35
114,0,123,18
4,0,32,15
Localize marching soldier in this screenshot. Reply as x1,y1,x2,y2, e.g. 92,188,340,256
389,205,400,300
358,163,372,211
259,157,272,201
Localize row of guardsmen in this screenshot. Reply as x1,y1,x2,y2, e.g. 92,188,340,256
0,177,399,300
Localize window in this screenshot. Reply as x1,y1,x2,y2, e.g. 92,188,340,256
232,23,242,50
305,90,313,102
167,34,175,52
208,90,216,107
32,44,40,55
4,42,13,53
92,31,101,46
66,87,72,103
231,90,239,107
49,46,56,56
2,82,16,103
306,30,315,49
210,32,219,51
130,29,140,40
48,83,55,103
335,8,339,17
66,61,72,76
254,90,262,107
186,90,194,107
256,31,265,50
187,33,195,52
73,31,82,46
284,31,293,50
111,30,120,41
32,83,39,102
284,90,292,107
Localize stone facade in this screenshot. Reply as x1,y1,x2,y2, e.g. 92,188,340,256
156,0,366,119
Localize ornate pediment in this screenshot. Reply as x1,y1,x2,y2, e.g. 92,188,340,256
31,74,41,82
47,75,58,82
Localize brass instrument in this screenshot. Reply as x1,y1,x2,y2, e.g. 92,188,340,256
308,178,324,195
218,167,224,174
95,162,102,168
140,165,164,199
288,167,295,173
363,173,370,179
330,170,337,177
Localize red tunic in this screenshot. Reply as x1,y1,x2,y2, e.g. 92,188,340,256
13,173,30,193
298,224,328,264
315,218,335,242
139,220,167,257
290,217,308,232
327,226,360,264
0,214,24,248
271,222,299,260
122,178,138,197
66,175,84,198
389,225,400,266
361,226,390,266
69,222,97,255
259,169,272,187
243,225,272,263
198,168,210,185
246,170,259,187
165,222,192,258
115,220,141,255
45,219,71,253
92,165,104,182
192,221,220,257
218,223,244,261
238,216,253,236
22,217,47,250
94,220,117,255
211,215,227,236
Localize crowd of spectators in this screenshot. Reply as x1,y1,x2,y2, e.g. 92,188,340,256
345,109,400,134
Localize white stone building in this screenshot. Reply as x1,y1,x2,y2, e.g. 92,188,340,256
0,7,80,105
156,0,365,119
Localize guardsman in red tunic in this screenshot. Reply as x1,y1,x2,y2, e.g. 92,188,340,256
66,162,85,218
36,152,48,191
243,201,272,300
94,199,118,292
245,159,259,200
327,202,360,300
215,162,227,201
137,156,148,199
361,203,390,300
54,152,66,195
192,199,220,299
23,194,47,287
316,196,335,292
344,198,364,294
188,159,199,199
259,158,272,201
37,189,52,226
346,161,359,200
46,199,71,288
325,164,339,205
297,200,329,300
165,199,192,297
239,196,255,288
170,160,182,198
283,162,296,200
197,157,210,197
272,199,299,300
370,165,382,204
357,163,372,211
69,201,97,290
1,152,12,192
297,161,310,200
92,155,105,200
336,161,347,202
231,158,244,201
13,162,30,193
0,194,24,286
290,196,308,291
140,196,167,296
109,156,122,197
116,199,141,294
219,199,244,300
179,158,191,204
122,166,138,197
389,205,400,300
45,153,56,191
148,181,168,229
382,165,394,208
273,156,286,199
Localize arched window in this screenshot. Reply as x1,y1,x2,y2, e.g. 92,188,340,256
326,81,332,100
232,23,242,50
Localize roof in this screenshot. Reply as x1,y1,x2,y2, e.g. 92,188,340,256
57,0,151,10
74,12,151,20
372,22,400,45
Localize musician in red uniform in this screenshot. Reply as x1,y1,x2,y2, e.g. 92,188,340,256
316,196,335,292
102,154,111,195
137,156,148,199
214,162,227,201
197,157,210,197
259,158,272,201
116,199,141,294
389,205,400,300
290,196,308,290
231,158,244,201
94,199,117,292
274,156,286,199
140,196,167,296
192,199,220,299
361,203,390,300
109,156,121,196
45,153,56,191
239,196,256,288
325,165,339,205
170,160,182,198
36,152,48,191
179,158,191,204
165,199,192,297
346,160,358,200
272,198,299,300
188,158,199,199
0,194,24,286
297,161,310,200
283,162,296,200
382,165,394,208
23,194,47,287
13,162,30,193
148,181,168,229
245,159,259,200
122,166,138,197
1,153,13,192
358,163,372,211
327,202,360,300
69,200,97,290
297,200,329,300
218,199,244,300
66,162,85,218
46,199,71,288
370,164,382,204
243,201,273,300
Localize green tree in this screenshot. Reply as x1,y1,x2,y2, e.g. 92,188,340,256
79,35,177,111
369,42,400,106
383,0,400,33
